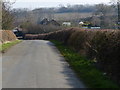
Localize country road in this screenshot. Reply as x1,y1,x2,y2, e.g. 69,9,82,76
2,40,85,88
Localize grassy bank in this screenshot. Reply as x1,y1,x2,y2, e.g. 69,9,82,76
0,40,22,53
51,40,119,88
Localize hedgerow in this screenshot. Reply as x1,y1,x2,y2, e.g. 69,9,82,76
24,28,120,85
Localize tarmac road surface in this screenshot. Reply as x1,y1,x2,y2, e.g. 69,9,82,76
2,40,85,88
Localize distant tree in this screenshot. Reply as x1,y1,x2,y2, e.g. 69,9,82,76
110,0,120,29
45,8,54,20
94,4,117,29
110,0,119,4
91,16,101,26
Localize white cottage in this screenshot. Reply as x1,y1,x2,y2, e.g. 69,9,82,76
62,22,71,26
79,21,84,25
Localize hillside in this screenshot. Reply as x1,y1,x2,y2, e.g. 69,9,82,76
54,12,92,21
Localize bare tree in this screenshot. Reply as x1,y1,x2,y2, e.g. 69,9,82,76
2,0,15,30
45,8,54,20
91,16,101,26
94,4,117,29
110,0,120,29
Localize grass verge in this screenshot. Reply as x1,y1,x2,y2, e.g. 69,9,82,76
0,40,22,53
51,40,120,88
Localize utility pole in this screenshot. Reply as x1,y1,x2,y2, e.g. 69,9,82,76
118,0,120,29
0,0,2,30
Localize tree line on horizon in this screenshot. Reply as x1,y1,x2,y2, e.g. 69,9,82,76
1,0,120,30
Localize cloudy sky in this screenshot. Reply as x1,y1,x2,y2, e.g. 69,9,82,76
11,0,111,9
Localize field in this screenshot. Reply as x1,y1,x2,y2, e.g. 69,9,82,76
54,12,92,21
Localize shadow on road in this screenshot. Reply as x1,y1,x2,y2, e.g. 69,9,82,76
46,41,86,88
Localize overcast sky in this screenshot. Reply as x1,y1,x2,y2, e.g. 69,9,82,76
11,0,111,9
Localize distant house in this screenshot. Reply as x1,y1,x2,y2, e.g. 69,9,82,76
79,21,84,25
39,18,60,26
47,19,60,26
62,22,71,26
39,18,49,25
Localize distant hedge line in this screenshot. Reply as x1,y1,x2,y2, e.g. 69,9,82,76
25,28,120,85
0,30,17,44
